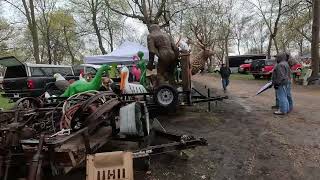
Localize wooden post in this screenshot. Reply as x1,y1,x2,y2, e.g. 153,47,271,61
180,52,192,105
180,52,191,91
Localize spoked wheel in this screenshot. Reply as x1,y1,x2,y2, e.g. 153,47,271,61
62,91,119,132
154,85,178,108
13,97,43,110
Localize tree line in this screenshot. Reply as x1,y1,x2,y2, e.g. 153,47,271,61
0,0,319,77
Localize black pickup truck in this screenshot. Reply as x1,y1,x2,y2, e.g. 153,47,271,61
0,56,77,101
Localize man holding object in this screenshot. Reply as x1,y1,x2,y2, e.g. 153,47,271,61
272,53,292,115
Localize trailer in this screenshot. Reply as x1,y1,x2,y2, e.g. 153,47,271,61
0,90,207,180
0,53,225,180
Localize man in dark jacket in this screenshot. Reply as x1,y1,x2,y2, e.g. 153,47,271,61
272,53,292,115
219,64,231,92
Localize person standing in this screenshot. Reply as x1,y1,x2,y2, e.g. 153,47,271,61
272,53,292,115
271,65,279,110
286,53,294,112
219,64,231,92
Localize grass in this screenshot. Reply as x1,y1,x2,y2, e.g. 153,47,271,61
0,93,13,110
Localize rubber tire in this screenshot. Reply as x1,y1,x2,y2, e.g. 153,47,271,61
154,85,178,109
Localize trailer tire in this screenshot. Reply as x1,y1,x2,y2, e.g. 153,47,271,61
154,85,178,108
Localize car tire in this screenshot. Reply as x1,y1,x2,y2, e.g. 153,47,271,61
154,85,178,109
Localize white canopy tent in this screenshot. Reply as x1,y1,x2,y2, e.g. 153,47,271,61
84,41,149,65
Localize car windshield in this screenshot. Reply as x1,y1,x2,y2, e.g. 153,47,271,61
266,60,275,66
30,67,73,77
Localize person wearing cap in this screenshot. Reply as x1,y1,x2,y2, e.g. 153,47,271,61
272,53,292,115
219,63,231,92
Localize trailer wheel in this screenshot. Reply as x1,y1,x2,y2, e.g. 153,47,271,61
154,85,178,108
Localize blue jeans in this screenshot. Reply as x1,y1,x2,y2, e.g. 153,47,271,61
275,88,279,107
287,82,293,111
276,83,293,113
222,78,230,90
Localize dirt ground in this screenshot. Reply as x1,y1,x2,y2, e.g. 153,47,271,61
57,73,320,180
137,73,320,180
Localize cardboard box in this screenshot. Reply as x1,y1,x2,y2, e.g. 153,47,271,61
86,151,133,180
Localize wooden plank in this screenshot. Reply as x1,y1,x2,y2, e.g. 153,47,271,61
180,53,191,91
54,127,112,152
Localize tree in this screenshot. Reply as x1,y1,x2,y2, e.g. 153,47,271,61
4,0,41,63
70,0,125,54
105,0,188,31
0,18,14,56
0,18,13,44
46,10,80,64
37,0,57,64
70,0,107,54
311,0,319,77
234,16,251,55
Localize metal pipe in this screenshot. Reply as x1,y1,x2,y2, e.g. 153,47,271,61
192,96,228,103
208,88,211,112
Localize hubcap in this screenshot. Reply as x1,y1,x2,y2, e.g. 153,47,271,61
157,88,174,106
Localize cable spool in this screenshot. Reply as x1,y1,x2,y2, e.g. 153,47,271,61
119,102,149,136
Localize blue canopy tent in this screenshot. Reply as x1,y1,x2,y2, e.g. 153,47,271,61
84,41,149,65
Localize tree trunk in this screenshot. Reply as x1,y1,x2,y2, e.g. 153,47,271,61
259,24,264,53
298,39,303,56
271,0,282,55
267,33,273,59
92,16,106,54
237,39,241,55
63,26,75,65
91,0,106,54
224,38,229,67
46,28,52,64
311,0,320,77
29,0,40,63
106,8,114,51
22,0,40,63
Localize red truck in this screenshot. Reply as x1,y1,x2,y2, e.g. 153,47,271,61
238,63,251,74
249,59,302,79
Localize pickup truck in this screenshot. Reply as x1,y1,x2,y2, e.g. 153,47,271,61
0,56,77,100
238,63,251,74
250,59,302,79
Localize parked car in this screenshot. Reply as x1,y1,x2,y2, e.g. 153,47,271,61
238,63,251,74
72,64,101,76
73,64,123,82
250,59,275,79
0,56,76,100
250,59,303,79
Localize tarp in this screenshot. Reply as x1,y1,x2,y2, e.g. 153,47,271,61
84,41,149,65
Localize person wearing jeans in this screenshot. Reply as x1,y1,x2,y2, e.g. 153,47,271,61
271,67,279,110
222,78,230,91
272,53,292,115
287,81,293,112
219,64,231,92
276,83,290,113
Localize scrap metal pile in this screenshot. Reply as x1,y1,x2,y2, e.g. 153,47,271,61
0,91,123,179
0,89,207,180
